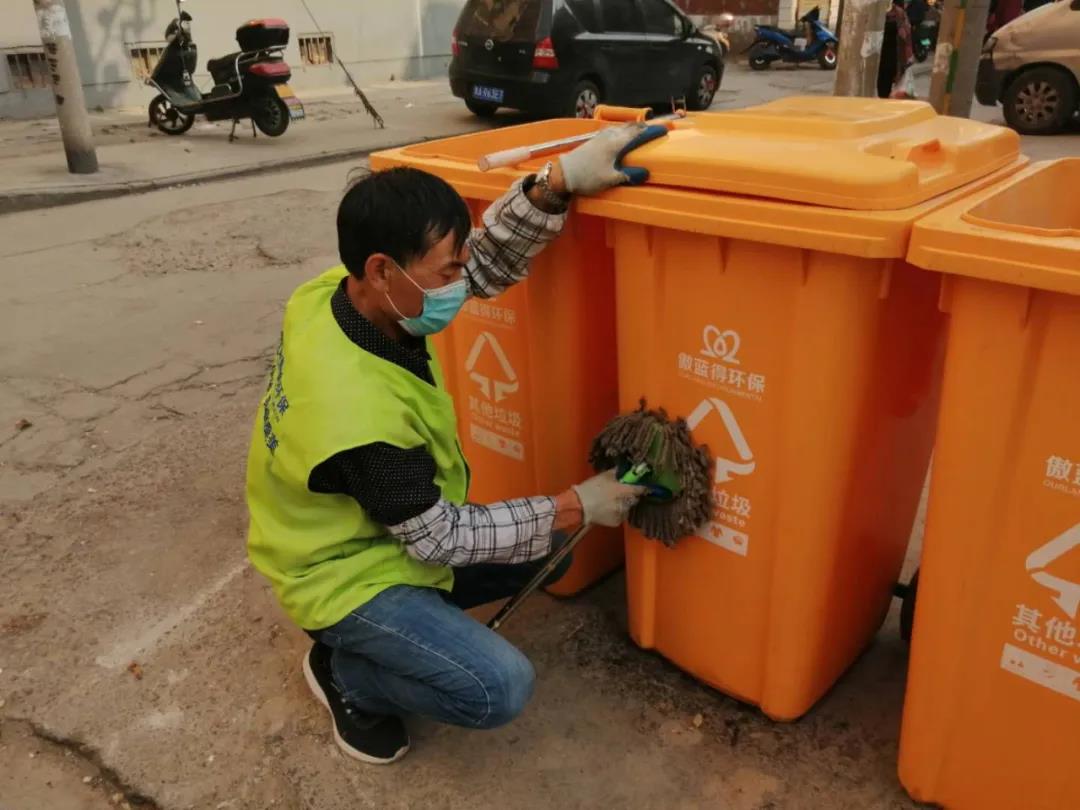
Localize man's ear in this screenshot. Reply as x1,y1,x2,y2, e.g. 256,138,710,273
364,253,394,292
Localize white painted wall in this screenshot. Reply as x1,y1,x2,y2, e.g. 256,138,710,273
777,0,798,27
773,0,836,34
0,0,466,119
688,13,779,52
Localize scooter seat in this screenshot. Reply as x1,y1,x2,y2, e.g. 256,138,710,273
207,52,241,76
758,25,803,40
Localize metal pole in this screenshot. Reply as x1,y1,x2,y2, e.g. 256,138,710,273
33,0,98,174
927,0,993,117
833,0,892,98
414,0,426,59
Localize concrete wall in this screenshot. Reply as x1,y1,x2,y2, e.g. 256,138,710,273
689,12,779,52
686,0,839,55
677,0,781,13
0,0,465,119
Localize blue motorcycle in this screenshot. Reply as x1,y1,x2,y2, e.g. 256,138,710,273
748,6,838,71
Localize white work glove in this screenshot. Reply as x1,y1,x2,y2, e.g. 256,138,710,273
558,123,648,196
571,469,648,528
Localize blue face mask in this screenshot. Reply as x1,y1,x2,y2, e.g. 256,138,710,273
386,262,468,337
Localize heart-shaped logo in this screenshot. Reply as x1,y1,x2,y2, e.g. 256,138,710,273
700,325,740,363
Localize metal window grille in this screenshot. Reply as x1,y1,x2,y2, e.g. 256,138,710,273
298,34,333,66
128,43,167,81
4,48,50,90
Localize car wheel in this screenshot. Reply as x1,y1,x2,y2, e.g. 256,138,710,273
818,43,838,71
569,79,601,119
688,64,719,111
1003,67,1077,135
749,44,771,71
465,98,499,118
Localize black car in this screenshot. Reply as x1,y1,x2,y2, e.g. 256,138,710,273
450,0,724,118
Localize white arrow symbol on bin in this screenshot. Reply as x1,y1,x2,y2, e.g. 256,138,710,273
686,397,755,483
1026,521,1080,619
465,331,519,403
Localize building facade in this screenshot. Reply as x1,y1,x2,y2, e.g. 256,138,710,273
1,0,842,120
0,0,465,119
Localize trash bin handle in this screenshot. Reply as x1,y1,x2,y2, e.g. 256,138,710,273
615,124,669,186
960,211,1080,239
896,137,948,168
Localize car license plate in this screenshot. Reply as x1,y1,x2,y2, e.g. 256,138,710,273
275,83,305,121
472,85,504,103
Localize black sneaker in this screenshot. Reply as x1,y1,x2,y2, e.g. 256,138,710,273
302,642,410,765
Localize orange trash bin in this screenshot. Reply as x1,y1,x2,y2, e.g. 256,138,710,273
577,97,1024,719
370,99,1023,628
371,119,623,595
899,160,1080,809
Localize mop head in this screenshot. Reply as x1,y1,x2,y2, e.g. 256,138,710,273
589,400,714,547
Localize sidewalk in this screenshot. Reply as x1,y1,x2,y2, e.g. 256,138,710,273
0,65,860,216
2,64,1072,214
0,80,494,214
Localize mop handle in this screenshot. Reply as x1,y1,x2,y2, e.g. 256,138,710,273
477,112,685,172
487,464,651,633
478,134,594,172
486,523,589,632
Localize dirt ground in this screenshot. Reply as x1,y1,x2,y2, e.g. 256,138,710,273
0,160,930,810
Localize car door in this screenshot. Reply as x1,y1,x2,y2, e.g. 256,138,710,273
636,0,692,103
592,0,650,104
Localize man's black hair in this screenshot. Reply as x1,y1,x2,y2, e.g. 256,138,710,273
337,167,472,278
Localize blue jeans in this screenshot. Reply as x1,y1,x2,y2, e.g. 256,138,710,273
311,534,572,729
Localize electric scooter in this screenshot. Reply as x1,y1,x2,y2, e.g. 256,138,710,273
747,7,839,71
145,0,304,140
913,18,939,62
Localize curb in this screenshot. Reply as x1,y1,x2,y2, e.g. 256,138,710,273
0,136,436,216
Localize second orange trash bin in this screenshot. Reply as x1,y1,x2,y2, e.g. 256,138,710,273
575,97,1024,719
899,160,1080,810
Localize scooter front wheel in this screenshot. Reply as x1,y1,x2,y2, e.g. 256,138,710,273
148,94,195,135
749,44,772,71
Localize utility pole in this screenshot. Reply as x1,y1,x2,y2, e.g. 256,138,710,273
33,0,98,174
927,0,993,117
833,0,892,97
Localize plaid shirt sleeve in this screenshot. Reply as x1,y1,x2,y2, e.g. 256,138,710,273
464,178,569,300
391,497,558,567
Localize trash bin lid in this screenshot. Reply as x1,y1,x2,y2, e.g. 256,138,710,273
908,159,1080,295
632,97,1021,211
